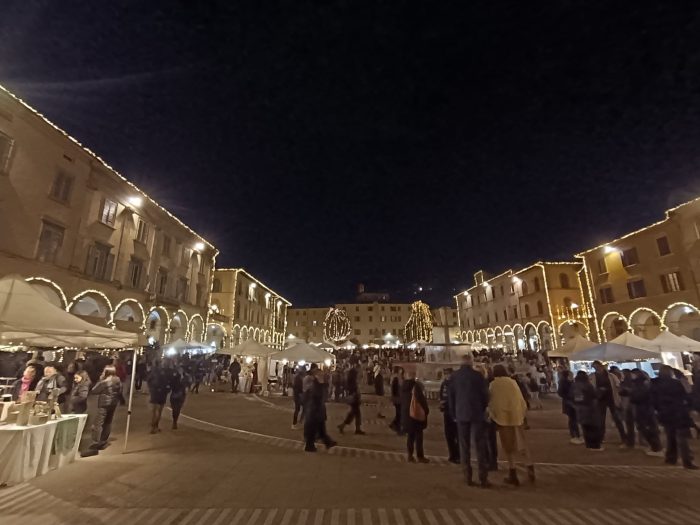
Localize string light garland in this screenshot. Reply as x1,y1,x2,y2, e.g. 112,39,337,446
405,301,434,344
323,307,352,343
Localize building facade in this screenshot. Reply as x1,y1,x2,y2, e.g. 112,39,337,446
0,85,217,345
578,198,700,342
455,263,586,352
209,269,291,349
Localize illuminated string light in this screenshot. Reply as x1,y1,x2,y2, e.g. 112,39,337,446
405,301,434,344
323,307,352,343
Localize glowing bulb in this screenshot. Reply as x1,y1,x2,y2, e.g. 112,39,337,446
194,242,205,252
165,347,176,356
127,196,142,207
245,356,253,364
324,358,332,367
603,245,617,254
282,359,288,364
298,360,306,366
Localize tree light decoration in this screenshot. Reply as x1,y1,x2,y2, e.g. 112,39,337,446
404,301,434,343
323,307,352,343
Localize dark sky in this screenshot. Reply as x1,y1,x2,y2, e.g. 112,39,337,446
2,2,700,307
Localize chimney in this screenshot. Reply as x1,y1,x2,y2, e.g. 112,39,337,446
357,283,365,294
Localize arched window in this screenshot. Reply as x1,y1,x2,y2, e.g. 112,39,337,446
212,278,222,293
524,304,531,317
533,277,541,292
559,273,570,289
521,281,529,296
537,300,544,315
564,297,572,308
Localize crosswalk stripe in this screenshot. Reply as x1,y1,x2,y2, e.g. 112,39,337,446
297,509,310,525
393,508,406,525
196,508,217,525
424,509,440,525
264,508,279,525
210,508,232,525
514,509,539,525
584,508,616,525
562,508,588,525
314,509,325,525
0,483,29,499
377,508,390,525
280,509,295,525
541,508,564,525
483,509,506,525
674,507,700,522
454,509,473,525
647,508,684,525
497,509,520,525
230,508,248,525
0,488,42,512
347,508,356,525
178,508,200,525
246,509,263,525
407,509,421,525
470,509,490,525
362,508,372,525
330,509,341,525
145,507,170,524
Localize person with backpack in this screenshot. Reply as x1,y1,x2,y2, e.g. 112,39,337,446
400,369,429,463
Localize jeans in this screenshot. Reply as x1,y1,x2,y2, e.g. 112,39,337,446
443,412,459,461
663,423,694,467
231,375,240,393
622,403,636,447
342,401,362,431
599,399,626,443
151,403,164,430
457,420,488,483
171,396,185,424
635,409,662,452
304,418,333,450
92,405,116,445
293,393,303,425
390,403,401,432
407,429,425,459
582,423,602,449
565,406,580,438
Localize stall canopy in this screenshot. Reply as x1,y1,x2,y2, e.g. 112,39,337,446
681,335,700,352
609,331,659,351
568,342,661,362
548,335,597,358
275,342,334,363
221,339,279,358
0,275,138,348
338,340,356,350
648,330,700,352
317,341,336,351
164,338,215,355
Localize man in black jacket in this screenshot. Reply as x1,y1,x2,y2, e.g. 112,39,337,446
651,365,698,469
440,368,459,463
448,355,490,488
338,362,365,435
229,359,241,393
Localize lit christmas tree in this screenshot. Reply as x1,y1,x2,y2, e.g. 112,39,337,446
323,307,352,343
404,301,434,343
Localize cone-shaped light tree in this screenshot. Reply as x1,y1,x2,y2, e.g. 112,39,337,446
323,307,352,343
404,300,434,343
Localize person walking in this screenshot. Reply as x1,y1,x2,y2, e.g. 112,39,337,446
302,368,337,452
400,370,429,463
147,361,171,434
572,371,603,451
229,359,241,393
338,362,365,435
373,362,386,418
69,370,91,414
440,368,459,463
191,361,205,394
591,360,627,445
618,369,636,449
488,365,535,486
292,366,305,429
629,369,663,456
448,354,491,488
526,373,542,410
651,365,698,469
557,370,582,444
170,365,191,430
88,365,122,451
331,366,343,402
389,367,404,435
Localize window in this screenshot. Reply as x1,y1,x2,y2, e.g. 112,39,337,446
126,258,144,288
136,219,149,243
176,277,188,301
248,284,257,301
36,221,64,263
599,287,615,304
390,306,397,312
368,316,373,322
354,316,360,322
99,198,118,226
534,277,541,292
161,235,171,257
85,243,113,280
656,236,671,256
513,306,518,319
537,300,544,315
382,329,386,335
564,297,572,308
212,278,222,293
486,313,490,323
597,258,607,275
157,269,168,296
0,132,14,174
524,304,531,317
381,315,387,322
621,247,639,267
627,279,647,299
503,309,507,321
559,273,570,289
500,285,504,297
354,329,361,335
368,306,373,312
494,312,499,322
49,172,74,203
660,272,684,293
510,284,515,294
521,281,529,295
381,306,385,311
355,306,359,312
312,320,317,327
182,247,192,266
195,284,203,306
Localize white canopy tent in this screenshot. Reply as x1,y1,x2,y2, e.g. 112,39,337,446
338,340,356,350
275,342,334,364
568,342,661,363
548,335,597,358
0,275,138,348
681,335,700,352
219,339,280,395
317,341,336,351
164,338,215,356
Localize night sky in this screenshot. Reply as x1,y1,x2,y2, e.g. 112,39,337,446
2,2,700,307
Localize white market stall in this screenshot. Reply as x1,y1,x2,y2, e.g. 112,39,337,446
338,340,356,350
219,339,280,394
548,335,597,358
163,338,216,357
275,342,334,366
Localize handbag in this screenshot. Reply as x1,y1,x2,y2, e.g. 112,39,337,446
409,386,426,422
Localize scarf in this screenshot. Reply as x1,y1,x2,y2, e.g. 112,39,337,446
20,376,32,395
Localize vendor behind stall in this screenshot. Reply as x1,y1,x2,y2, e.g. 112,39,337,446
35,363,68,405
11,364,39,401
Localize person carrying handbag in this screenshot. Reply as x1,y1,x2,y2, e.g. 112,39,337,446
400,370,430,463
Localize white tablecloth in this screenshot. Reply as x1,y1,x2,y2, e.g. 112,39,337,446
0,414,87,485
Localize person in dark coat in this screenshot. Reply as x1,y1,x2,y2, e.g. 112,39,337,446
35,363,68,405
169,365,191,430
229,359,241,393
628,369,663,456
291,367,305,429
400,370,430,463
440,368,459,463
448,354,490,488
10,364,39,401
389,367,404,435
88,366,122,451
147,361,171,434
557,370,582,444
338,362,365,435
651,365,698,469
302,368,337,452
572,370,602,450
69,370,91,414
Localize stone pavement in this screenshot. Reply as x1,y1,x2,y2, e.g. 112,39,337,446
1,389,699,525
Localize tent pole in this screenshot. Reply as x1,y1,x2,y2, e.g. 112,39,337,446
123,348,139,454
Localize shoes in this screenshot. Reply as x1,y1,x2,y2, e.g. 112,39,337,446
570,437,584,445
291,424,298,430
325,441,337,450
377,414,386,419
337,424,345,435
417,457,430,464
504,468,519,487
479,480,492,489
645,449,664,457
684,464,699,470
448,457,460,464
172,422,178,430
304,446,317,453
80,449,99,458
527,465,536,484
355,430,366,435
590,447,605,452
88,443,101,450
665,459,677,466
407,456,416,463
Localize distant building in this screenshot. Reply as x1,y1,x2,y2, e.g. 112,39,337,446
209,269,291,350
355,283,390,303
0,84,216,345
